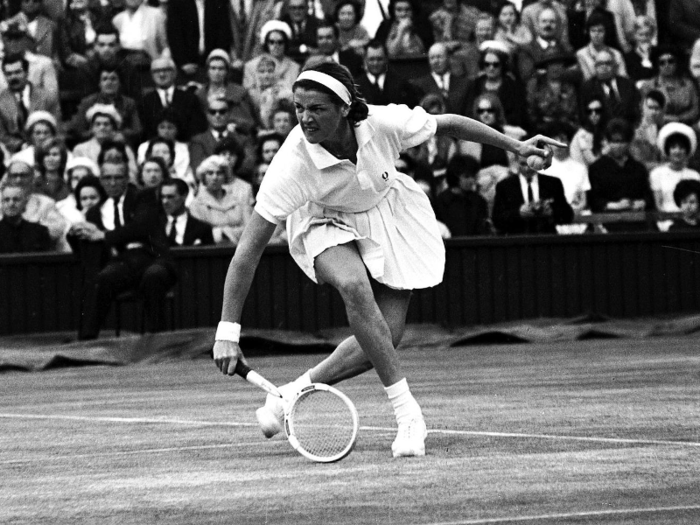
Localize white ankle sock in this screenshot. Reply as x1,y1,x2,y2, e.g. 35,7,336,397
384,378,422,425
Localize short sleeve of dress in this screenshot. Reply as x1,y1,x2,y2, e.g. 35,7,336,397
379,104,438,151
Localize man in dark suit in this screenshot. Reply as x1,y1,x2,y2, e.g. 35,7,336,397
70,160,177,340
411,43,470,115
281,0,322,63
492,153,574,235
580,48,641,126
0,183,52,253
354,40,418,107
304,23,363,78
161,179,214,246
165,0,233,82
138,57,207,142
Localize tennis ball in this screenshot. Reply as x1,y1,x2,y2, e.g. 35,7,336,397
527,155,546,171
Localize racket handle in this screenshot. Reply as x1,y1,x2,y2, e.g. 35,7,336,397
235,360,283,398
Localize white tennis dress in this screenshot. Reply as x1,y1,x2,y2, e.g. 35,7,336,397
254,104,446,290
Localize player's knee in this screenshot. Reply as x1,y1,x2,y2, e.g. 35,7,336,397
335,277,373,308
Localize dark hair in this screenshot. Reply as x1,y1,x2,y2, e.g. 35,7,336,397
334,0,360,25
74,175,107,210
365,38,388,56
580,94,608,154
585,11,608,32
478,47,510,73
473,93,505,129
445,155,480,188
317,22,340,39
604,118,634,142
97,139,128,166
214,136,245,171
161,177,189,198
145,137,176,166
35,138,68,178
497,2,521,26
264,29,289,53
541,121,575,142
388,0,416,20
98,65,122,84
95,23,120,40
673,179,700,207
256,132,284,162
2,52,28,72
294,61,369,126
664,133,692,156
138,156,171,186
645,89,666,109
653,45,689,78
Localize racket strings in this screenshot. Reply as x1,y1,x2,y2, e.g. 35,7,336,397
288,390,356,458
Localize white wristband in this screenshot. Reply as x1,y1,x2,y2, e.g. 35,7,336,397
216,321,241,343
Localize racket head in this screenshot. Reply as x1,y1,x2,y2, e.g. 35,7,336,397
284,383,359,463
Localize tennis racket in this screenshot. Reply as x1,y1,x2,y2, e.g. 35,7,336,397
234,361,359,463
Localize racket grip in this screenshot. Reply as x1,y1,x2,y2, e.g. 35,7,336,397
235,361,283,398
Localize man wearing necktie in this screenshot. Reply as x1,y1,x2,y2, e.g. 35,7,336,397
161,179,214,247
355,40,418,106
492,150,573,234
412,43,470,115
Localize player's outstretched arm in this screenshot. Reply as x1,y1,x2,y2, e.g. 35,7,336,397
434,114,565,160
214,212,278,375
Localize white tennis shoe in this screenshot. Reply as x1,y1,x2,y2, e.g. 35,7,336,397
255,384,295,438
391,417,427,457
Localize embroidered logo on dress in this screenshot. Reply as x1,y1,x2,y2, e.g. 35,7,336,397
381,171,389,181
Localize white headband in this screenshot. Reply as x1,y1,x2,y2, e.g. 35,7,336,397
296,70,352,106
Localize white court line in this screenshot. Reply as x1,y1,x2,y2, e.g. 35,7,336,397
4,413,700,448
421,505,700,524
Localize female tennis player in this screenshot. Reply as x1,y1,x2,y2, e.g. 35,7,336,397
213,61,563,457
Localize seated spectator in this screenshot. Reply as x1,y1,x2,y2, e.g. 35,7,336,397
541,121,591,214
73,174,107,218
0,21,58,103
466,42,529,130
189,155,253,244
492,151,574,235
650,122,700,231
268,99,297,139
243,21,300,92
375,0,430,59
0,53,61,154
0,159,68,250
194,50,260,134
527,48,580,133
334,0,371,56
255,132,284,166
247,54,294,130
138,156,171,190
11,110,60,168
34,138,84,225
160,178,214,247
72,104,138,182
136,109,194,187
97,137,139,180
111,0,169,70
304,23,364,78
412,42,469,116
458,93,510,169
433,154,491,237
5,0,62,62
354,39,419,107
587,118,655,231
138,56,207,141
428,0,480,54
62,0,108,71
580,48,641,126
0,182,52,253
69,65,142,147
69,159,176,340
571,94,607,166
668,179,700,231
568,0,622,53
624,15,657,85
280,0,323,64
449,14,495,78
494,2,533,56
630,88,665,170
521,0,571,52
639,46,699,126
66,156,100,194
576,11,628,81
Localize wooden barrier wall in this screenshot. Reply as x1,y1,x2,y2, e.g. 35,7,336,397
2,231,700,336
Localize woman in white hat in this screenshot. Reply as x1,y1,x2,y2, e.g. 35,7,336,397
11,110,62,168
243,21,300,91
650,122,700,230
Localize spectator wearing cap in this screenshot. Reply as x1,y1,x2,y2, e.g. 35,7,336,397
66,156,100,191
111,0,169,70
575,11,628,82
69,65,142,147
138,57,207,141
0,159,69,250
0,53,61,154
11,110,60,167
166,0,232,82
649,122,700,231
0,20,58,102
228,0,278,66
243,20,300,92
0,182,52,253
72,103,138,181
527,48,579,133
5,0,63,62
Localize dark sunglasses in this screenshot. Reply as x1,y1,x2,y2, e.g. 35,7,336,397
484,61,501,67
477,107,495,114
587,107,602,114
208,109,228,115
659,58,676,65
267,39,285,45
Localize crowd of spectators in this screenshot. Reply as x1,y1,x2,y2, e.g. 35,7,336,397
0,0,699,333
